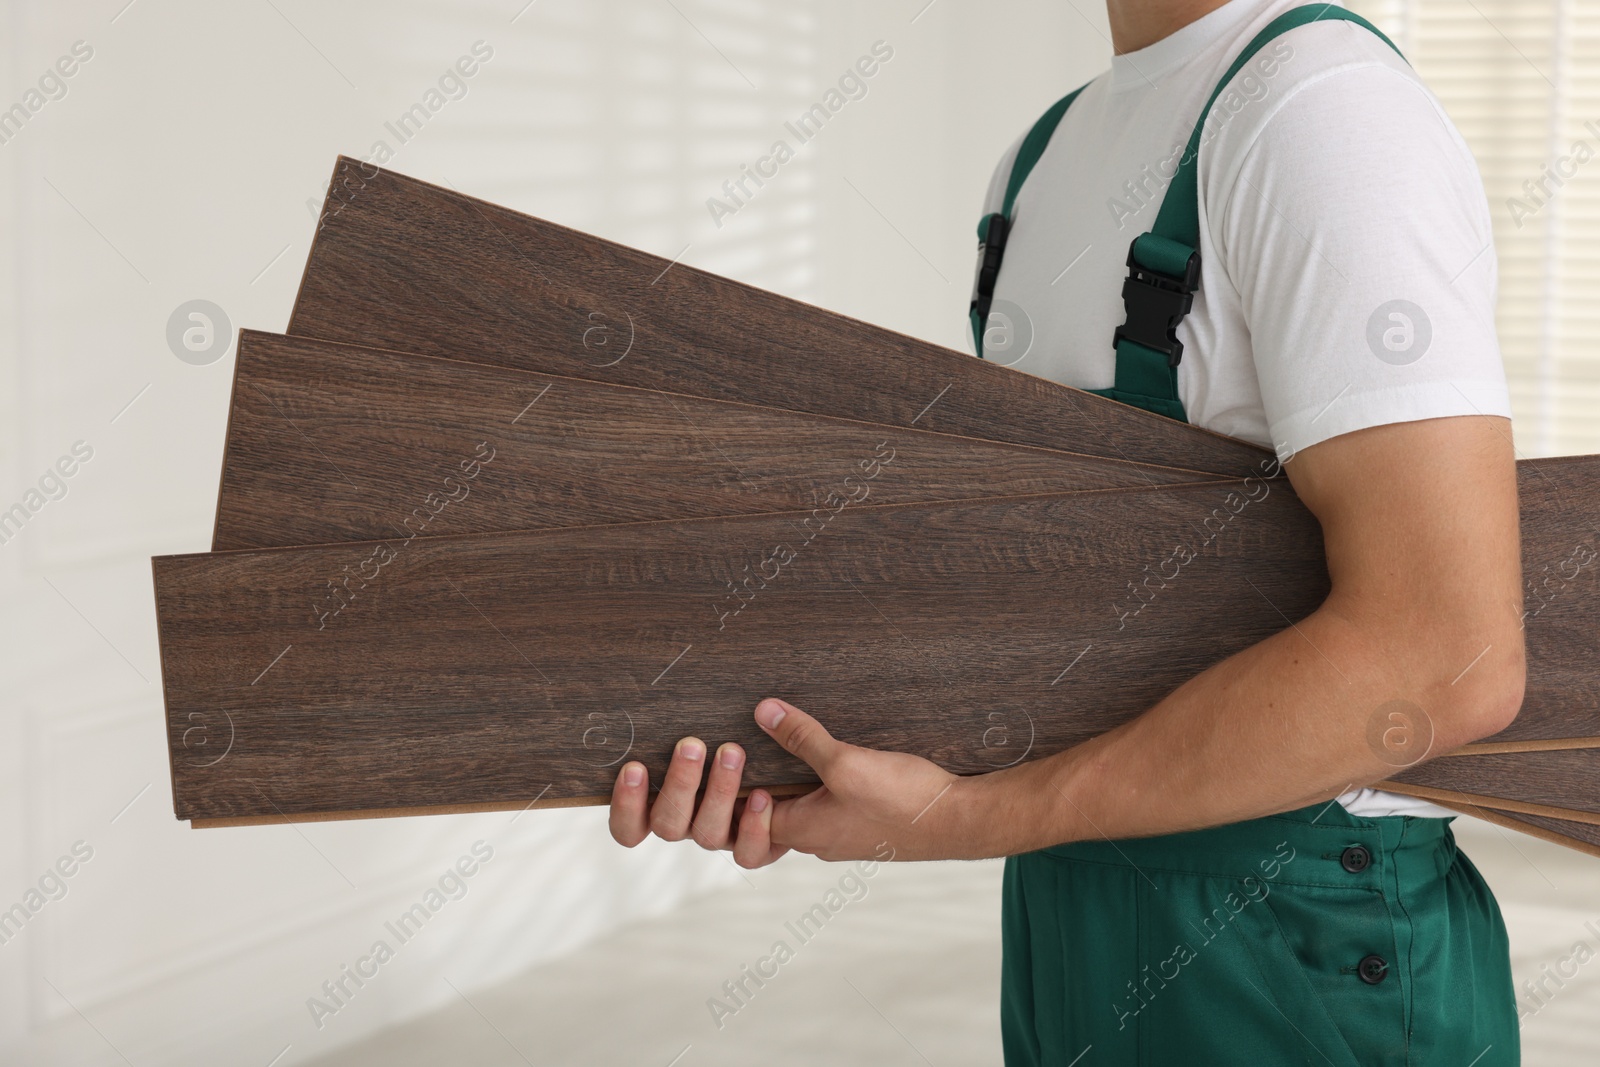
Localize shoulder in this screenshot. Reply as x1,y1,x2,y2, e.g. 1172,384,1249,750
1201,19,1476,198
1195,18,1492,274
1194,21,1508,457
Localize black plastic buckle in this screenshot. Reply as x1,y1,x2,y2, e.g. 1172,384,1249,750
1112,241,1201,368
970,213,1011,326
977,213,1010,297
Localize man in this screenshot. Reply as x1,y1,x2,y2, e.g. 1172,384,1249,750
610,1,1525,1062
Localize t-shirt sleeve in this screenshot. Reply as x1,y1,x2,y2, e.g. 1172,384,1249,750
1210,60,1511,459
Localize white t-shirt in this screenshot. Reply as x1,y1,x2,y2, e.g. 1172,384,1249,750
973,0,1511,819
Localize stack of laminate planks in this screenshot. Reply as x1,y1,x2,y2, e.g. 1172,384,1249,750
152,158,1600,858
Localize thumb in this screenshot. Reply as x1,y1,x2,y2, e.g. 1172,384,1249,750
754,698,845,777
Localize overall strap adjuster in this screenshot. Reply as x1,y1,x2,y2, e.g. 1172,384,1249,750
970,212,1011,329
1113,234,1201,369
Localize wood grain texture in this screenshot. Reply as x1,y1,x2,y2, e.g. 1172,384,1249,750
284,157,1273,478
157,483,1332,822
213,330,1215,550
1388,748,1600,822
179,159,1600,825
1386,782,1600,826
215,332,1600,749
155,460,1600,822
1440,801,1600,859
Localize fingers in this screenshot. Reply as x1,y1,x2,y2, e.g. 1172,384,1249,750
608,761,650,847
613,714,818,866
732,789,790,869
754,698,845,777
690,743,745,850
648,737,707,842
610,739,747,853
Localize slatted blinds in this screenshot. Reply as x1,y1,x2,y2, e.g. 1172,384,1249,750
1350,0,1600,457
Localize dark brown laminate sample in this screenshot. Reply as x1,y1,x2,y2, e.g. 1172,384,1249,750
158,483,1331,823
213,331,1215,551
156,461,1600,823
208,336,1600,750
285,158,1272,479
1440,802,1600,859
1387,748,1600,824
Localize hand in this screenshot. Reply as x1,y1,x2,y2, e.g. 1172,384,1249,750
608,698,965,866
756,698,963,861
608,728,790,870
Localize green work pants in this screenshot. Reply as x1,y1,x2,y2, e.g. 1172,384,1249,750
1001,803,1518,1065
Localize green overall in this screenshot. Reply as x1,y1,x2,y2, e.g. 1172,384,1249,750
971,8,1520,1064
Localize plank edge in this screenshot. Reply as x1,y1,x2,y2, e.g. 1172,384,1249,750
1437,800,1600,861
1380,781,1600,827
186,782,820,828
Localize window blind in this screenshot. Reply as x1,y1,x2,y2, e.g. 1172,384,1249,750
1348,0,1598,457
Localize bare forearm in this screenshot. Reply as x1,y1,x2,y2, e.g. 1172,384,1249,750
934,418,1528,861
612,420,1525,869
949,597,1523,859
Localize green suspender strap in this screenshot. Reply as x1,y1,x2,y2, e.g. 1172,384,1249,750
969,85,1087,360
972,5,1404,423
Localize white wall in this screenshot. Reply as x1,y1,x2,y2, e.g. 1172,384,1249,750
812,0,1107,348
0,1,1107,1063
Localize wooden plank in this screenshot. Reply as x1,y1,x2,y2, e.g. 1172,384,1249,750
215,333,1600,751
284,157,1274,479
1387,783,1600,827
1457,736,1600,755
188,783,817,829
1439,801,1600,860
1411,450,1600,746
187,788,1600,857
1387,748,1600,822
157,484,1333,823
213,330,1215,551
155,465,1600,823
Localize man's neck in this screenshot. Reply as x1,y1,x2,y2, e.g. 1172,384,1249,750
1106,0,1238,54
